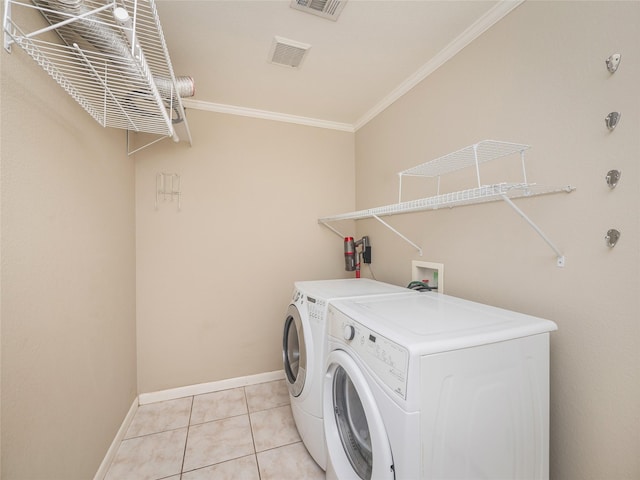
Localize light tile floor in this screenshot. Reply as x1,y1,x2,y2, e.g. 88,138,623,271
104,379,325,480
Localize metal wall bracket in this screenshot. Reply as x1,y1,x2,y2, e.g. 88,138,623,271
605,229,620,248
605,53,621,73
319,215,423,256
500,195,566,267
156,173,181,211
605,112,621,131
371,215,423,256
605,169,621,189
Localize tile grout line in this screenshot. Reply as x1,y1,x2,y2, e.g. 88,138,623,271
179,396,195,478
244,386,262,480
257,439,303,454
120,424,189,441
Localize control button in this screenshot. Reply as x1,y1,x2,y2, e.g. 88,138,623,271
344,325,355,341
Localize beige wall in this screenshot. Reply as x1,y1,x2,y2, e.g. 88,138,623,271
355,2,639,479
3,2,638,479
1,33,137,479
134,110,354,393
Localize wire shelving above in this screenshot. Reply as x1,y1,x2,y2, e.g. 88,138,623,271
319,140,575,266
399,140,529,178
319,183,572,222
3,0,192,147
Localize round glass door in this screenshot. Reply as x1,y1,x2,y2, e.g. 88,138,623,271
324,350,395,480
333,365,373,479
282,304,306,397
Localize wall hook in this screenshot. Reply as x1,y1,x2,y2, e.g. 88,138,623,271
605,229,620,248
156,173,181,211
605,53,621,73
605,170,621,189
605,112,621,131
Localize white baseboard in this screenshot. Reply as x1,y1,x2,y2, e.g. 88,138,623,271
93,397,138,480
138,369,286,405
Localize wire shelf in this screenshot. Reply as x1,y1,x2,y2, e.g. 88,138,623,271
399,140,530,178
319,140,575,266
318,183,573,223
3,0,191,143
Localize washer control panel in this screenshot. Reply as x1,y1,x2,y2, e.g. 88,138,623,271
305,295,327,324
328,305,409,399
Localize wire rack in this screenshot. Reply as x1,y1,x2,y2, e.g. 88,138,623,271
397,140,531,202
3,0,191,144
399,140,530,178
318,183,573,223
318,140,575,266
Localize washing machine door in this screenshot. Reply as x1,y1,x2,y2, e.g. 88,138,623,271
324,349,394,480
282,304,307,397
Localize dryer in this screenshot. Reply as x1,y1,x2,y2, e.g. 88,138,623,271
323,293,557,480
282,279,415,470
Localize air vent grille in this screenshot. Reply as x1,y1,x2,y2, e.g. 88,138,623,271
269,37,311,68
290,0,347,21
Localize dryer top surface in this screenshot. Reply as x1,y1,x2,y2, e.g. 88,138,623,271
294,278,411,300
329,293,557,354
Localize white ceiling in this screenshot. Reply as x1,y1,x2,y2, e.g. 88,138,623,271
156,0,518,130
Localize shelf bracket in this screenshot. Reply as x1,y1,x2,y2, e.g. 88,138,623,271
126,130,174,156
320,220,345,239
500,195,565,267
371,215,423,256
319,215,423,256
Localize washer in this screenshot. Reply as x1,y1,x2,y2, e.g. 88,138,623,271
282,279,415,470
323,293,557,480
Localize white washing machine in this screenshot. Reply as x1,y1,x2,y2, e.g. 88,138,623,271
282,279,416,470
323,293,558,480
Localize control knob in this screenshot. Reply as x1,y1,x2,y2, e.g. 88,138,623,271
343,325,355,341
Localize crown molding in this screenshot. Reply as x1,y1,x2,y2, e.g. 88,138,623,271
182,99,355,133
353,0,525,131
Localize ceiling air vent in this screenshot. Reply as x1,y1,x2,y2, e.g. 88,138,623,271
269,36,311,68
290,0,347,21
